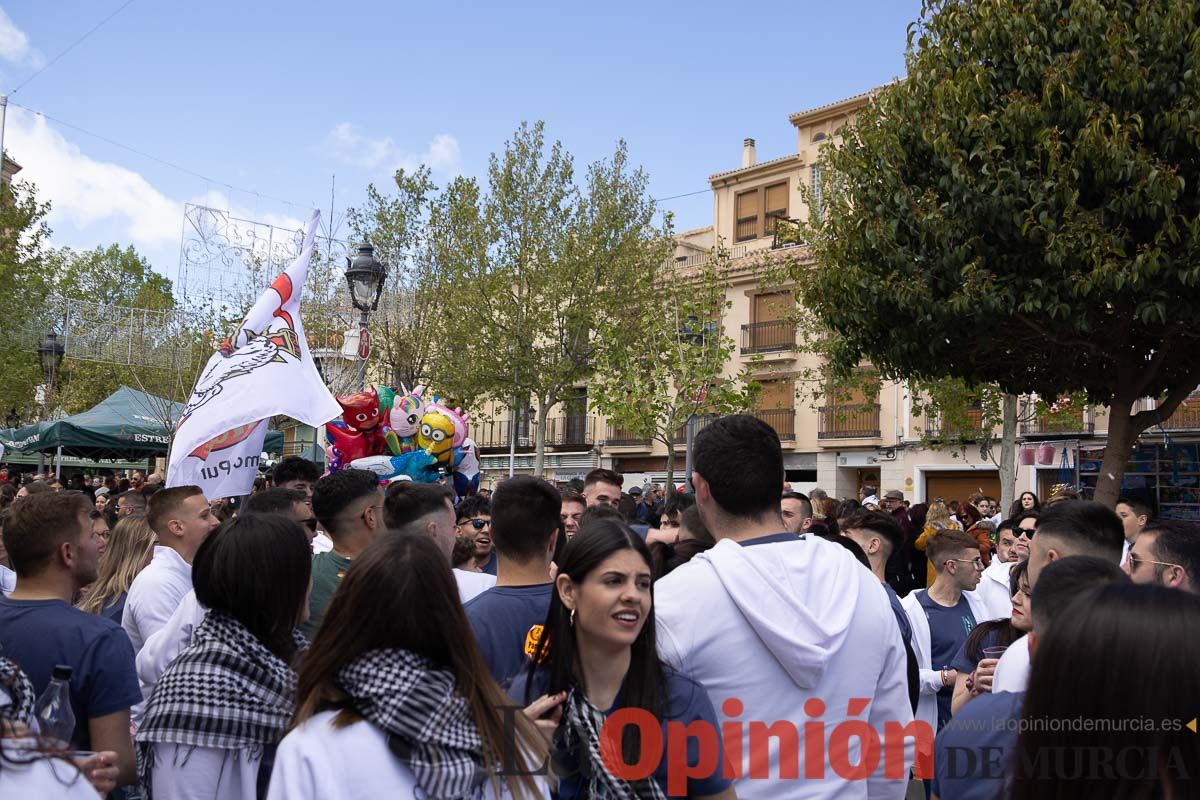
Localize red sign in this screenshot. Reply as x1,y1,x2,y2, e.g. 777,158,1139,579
357,329,371,360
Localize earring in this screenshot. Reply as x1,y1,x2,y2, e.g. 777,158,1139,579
569,608,575,628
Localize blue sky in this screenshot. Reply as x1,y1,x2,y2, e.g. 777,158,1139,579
1,0,921,287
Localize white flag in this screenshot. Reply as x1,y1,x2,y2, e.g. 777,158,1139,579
167,210,341,497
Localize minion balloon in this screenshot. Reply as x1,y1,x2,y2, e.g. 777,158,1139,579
417,402,469,469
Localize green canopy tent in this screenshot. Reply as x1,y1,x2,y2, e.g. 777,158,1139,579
0,386,284,466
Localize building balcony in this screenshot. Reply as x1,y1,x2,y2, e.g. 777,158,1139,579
1147,391,1200,431
475,415,598,453
741,320,796,355
606,426,652,447
672,415,717,445
925,407,987,441
1020,408,1095,439
754,407,796,441
772,217,804,249
818,404,882,439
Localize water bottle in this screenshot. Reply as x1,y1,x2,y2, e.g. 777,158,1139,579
34,664,75,751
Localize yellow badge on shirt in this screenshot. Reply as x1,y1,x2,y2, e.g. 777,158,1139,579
524,624,545,660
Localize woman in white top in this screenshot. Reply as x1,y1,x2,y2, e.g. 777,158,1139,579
136,513,312,800
269,531,550,800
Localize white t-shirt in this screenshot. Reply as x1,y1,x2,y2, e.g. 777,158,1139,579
0,564,15,596
267,711,421,800
311,532,334,554
991,634,1031,692
453,568,496,604
0,739,100,799
123,545,193,655
150,743,261,800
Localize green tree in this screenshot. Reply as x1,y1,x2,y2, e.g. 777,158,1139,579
0,179,54,420
347,167,444,392
795,0,1200,507
427,122,663,476
591,245,759,491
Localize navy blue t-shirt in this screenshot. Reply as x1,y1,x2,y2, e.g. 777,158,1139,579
464,584,553,688
933,690,1024,800
0,597,141,748
511,667,732,799
950,627,1011,676
479,551,498,576
917,592,976,729
883,583,913,645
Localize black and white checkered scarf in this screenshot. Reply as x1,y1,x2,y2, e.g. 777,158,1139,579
135,610,305,798
336,648,492,799
560,687,667,800
0,656,35,728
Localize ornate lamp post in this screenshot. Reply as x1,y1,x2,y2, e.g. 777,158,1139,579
35,331,65,473
344,243,386,391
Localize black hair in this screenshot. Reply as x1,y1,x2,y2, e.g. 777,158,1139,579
1030,555,1128,632
679,505,713,545
839,509,903,556
242,487,307,515
617,493,639,524
1007,491,1041,519
1013,584,1200,799
1116,495,1155,520
780,491,814,522
817,532,870,569
835,498,862,521
962,556,1030,664
312,469,380,537
995,517,1018,537
661,492,695,521
382,481,453,529
692,414,782,518
272,455,321,486
1141,520,1200,585
526,517,664,782
579,504,622,528
451,534,477,569
583,468,623,490
192,513,312,662
490,476,560,562
1032,500,1123,563
455,495,492,523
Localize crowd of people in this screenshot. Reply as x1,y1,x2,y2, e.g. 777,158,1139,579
0,414,1198,799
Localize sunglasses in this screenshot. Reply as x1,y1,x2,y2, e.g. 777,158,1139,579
1127,553,1182,572
1014,527,1036,539
463,519,489,530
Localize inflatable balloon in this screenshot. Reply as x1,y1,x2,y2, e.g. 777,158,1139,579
350,451,441,485
452,438,481,499
325,387,391,470
386,384,426,454
418,402,470,468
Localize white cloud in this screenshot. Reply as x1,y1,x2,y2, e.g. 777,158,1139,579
322,123,461,177
0,7,43,67
8,109,182,252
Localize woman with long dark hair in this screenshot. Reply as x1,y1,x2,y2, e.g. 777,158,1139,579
136,514,312,800
1011,583,1200,798
1007,491,1040,520
950,560,1030,714
270,532,548,799
517,517,734,799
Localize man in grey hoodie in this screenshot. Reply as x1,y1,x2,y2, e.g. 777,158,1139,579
655,414,915,799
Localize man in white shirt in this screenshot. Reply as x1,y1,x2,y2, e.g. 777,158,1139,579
974,517,1031,621
655,415,912,799
383,481,495,602
122,485,218,655
1114,496,1151,566
992,500,1123,692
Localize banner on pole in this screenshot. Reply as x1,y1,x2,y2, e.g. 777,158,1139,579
167,210,341,497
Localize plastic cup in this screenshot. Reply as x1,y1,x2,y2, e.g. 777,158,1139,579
982,646,1008,660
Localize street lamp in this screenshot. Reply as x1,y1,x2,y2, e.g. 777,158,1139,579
344,243,387,391
35,331,65,474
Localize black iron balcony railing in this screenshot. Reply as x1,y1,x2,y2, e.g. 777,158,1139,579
474,415,598,452
1020,410,1095,437
925,407,987,441
673,415,717,444
772,217,804,249
606,426,651,447
818,404,882,439
741,320,796,354
754,407,796,441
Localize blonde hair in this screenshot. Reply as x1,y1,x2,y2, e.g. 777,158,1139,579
78,516,155,616
925,500,960,530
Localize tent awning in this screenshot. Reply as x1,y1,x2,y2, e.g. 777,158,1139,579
0,387,286,459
